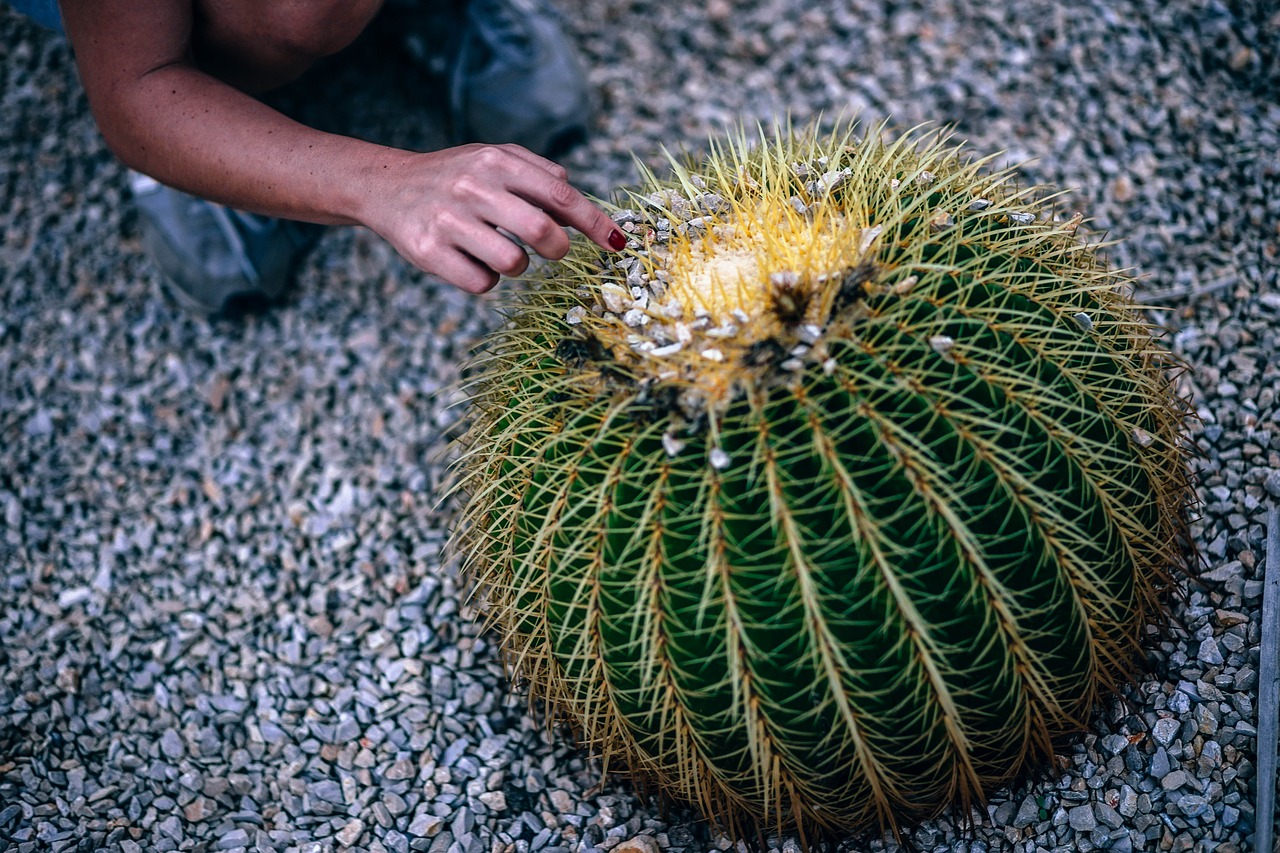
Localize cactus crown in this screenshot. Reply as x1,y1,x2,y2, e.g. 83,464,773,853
450,121,1190,842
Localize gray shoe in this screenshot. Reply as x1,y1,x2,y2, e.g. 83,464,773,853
129,172,322,316
404,0,591,159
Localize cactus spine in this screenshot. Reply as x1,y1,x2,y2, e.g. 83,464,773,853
450,123,1190,838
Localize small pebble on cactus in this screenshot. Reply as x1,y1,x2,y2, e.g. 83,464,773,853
449,121,1192,840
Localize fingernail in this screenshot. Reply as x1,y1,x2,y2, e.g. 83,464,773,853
608,229,626,250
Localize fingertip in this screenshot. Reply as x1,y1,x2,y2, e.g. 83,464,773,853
509,253,531,278
470,272,501,294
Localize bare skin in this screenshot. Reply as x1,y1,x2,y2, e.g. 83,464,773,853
58,0,624,293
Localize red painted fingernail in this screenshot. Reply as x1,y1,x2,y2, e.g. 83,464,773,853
608,229,626,250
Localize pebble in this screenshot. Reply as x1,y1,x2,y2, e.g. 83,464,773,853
1151,747,1172,777
1013,795,1040,828
1068,805,1097,832
159,729,184,760
1101,734,1129,756
1095,801,1123,830
218,829,250,850
1197,637,1225,665
479,791,507,812
613,836,661,853
336,819,366,847
1177,794,1211,820
408,813,443,837
310,780,345,805
1118,785,1138,818
1152,718,1181,747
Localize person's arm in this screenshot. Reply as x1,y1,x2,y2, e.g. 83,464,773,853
58,0,623,293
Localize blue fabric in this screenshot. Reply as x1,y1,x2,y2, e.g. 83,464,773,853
7,0,64,32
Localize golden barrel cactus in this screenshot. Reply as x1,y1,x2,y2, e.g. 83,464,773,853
449,123,1191,839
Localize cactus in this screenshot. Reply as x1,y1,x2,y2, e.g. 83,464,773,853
449,122,1191,839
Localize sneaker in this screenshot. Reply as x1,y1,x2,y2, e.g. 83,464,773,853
129,172,322,316
403,0,591,159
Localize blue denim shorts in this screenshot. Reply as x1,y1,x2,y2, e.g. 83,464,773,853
8,0,64,32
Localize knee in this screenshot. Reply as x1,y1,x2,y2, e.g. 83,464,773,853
261,0,384,62
196,0,385,90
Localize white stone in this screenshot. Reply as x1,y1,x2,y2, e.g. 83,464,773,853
858,224,884,253
478,791,507,812
1151,717,1180,747
892,275,919,295
600,283,630,313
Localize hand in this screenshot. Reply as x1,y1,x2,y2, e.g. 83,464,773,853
360,143,624,293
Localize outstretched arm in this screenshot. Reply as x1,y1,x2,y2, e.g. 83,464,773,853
59,0,622,292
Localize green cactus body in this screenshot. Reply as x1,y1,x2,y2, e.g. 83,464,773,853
451,123,1190,837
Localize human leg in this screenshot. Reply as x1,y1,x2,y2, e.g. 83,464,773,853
7,0,64,31
400,0,592,160
449,0,591,159
130,173,323,316
192,0,386,94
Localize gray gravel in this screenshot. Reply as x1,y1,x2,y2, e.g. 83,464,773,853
2,1,1278,852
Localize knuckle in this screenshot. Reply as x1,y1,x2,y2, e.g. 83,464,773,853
417,218,456,255
450,175,485,202
548,179,578,209
527,216,559,244
542,229,571,260
497,246,529,276
473,271,501,293
411,229,444,261
473,146,509,171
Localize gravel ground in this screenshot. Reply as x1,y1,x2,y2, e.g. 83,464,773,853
2,1,1278,852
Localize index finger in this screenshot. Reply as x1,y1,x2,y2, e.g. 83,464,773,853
510,169,627,254
495,143,571,181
